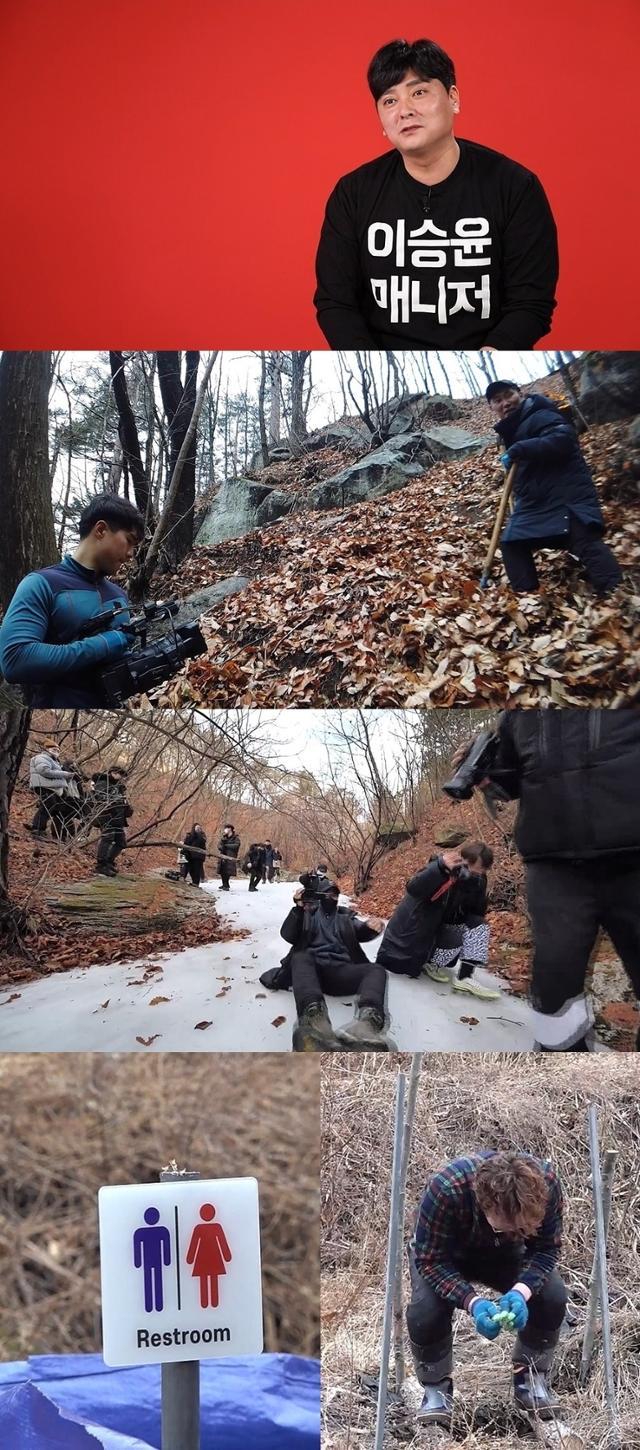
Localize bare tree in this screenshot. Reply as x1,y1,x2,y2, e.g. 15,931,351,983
0,709,31,946
0,351,56,615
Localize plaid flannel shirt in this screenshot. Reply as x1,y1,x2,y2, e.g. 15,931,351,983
412,1152,563,1310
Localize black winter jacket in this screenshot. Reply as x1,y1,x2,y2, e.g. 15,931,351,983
183,829,207,862
487,709,640,859
377,858,486,976
495,395,604,543
280,903,379,968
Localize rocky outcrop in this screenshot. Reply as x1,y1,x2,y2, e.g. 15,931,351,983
309,427,491,511
255,490,299,526
578,351,640,422
195,479,274,547
380,391,465,435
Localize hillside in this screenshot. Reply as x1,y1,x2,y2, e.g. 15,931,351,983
155,397,639,709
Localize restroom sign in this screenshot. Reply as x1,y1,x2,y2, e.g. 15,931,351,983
98,1177,263,1366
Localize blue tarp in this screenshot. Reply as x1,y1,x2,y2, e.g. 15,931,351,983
0,1353,320,1449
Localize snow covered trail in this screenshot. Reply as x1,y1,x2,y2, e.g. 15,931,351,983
0,879,534,1052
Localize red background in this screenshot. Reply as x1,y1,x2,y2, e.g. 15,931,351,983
1,0,639,348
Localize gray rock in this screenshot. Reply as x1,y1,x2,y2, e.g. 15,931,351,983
578,351,640,422
255,490,299,526
628,416,640,447
195,479,274,547
305,421,367,452
147,577,250,636
309,428,488,510
382,392,464,435
269,445,292,461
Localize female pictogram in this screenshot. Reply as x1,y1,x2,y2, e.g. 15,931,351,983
186,1203,232,1308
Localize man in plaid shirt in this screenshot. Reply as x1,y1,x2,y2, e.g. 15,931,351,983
406,1150,567,1426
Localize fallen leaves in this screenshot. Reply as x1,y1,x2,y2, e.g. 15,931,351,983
136,1034,161,1047
194,1020,213,1030
271,1015,286,1028
149,995,170,1005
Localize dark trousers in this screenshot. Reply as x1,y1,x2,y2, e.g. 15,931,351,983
248,869,262,891
501,513,622,595
406,1247,566,1383
219,861,232,889
97,828,126,866
526,855,640,1048
31,788,65,837
286,947,387,1016
185,861,203,886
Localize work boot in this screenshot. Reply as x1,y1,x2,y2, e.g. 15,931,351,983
95,864,117,877
513,1367,561,1419
335,1006,397,1051
259,966,290,991
292,1001,342,1052
452,974,501,1001
415,1379,454,1427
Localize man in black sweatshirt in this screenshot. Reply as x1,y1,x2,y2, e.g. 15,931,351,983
315,38,558,350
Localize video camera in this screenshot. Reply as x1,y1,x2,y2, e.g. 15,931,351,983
77,600,207,706
442,728,509,818
298,869,334,905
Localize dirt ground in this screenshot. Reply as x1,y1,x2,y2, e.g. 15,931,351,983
0,1053,320,1362
321,1053,640,1450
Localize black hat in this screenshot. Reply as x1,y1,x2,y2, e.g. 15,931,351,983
485,380,522,401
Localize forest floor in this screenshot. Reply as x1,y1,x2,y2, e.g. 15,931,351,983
155,405,639,709
321,1054,640,1450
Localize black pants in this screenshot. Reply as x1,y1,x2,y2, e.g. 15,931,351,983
286,947,387,1016
248,869,262,891
97,828,126,866
406,1246,566,1383
501,513,622,595
526,854,640,1048
31,788,65,837
219,861,232,889
184,860,204,886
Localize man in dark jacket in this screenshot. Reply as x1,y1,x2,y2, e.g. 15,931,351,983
243,842,267,892
487,381,622,596
260,876,391,1050
407,1151,565,1426
453,708,640,1049
181,824,207,886
92,766,133,877
315,38,557,350
217,823,240,890
377,841,499,1000
0,494,145,707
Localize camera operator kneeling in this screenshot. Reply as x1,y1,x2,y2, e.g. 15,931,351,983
260,874,393,1051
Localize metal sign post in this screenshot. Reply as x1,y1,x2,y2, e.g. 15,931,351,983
373,1071,406,1450
586,1106,620,1449
160,1168,202,1450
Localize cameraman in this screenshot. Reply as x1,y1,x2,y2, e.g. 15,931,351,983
92,766,133,878
376,842,498,999
453,709,640,1050
0,494,145,707
260,874,391,1051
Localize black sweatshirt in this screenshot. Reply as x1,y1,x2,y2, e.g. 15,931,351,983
314,140,558,350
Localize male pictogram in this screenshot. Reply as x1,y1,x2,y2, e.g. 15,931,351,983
133,1207,172,1312
186,1203,232,1308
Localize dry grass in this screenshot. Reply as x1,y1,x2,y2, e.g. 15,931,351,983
321,1054,640,1449
0,1053,320,1361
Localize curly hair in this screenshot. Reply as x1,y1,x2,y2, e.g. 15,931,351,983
474,1153,549,1234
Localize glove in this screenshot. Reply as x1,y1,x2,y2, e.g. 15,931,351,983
470,1298,502,1340
497,1289,528,1330
103,629,130,656
500,451,512,468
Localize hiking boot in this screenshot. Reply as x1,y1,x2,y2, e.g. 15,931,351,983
422,962,453,984
513,1367,561,1419
95,864,117,877
335,1006,397,1051
416,1379,454,1427
259,966,290,991
292,1001,342,1052
452,974,501,1001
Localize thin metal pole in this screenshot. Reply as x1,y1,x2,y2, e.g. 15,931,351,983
586,1108,620,1447
579,1149,617,1385
374,1072,406,1450
160,1167,202,1450
393,1053,423,1390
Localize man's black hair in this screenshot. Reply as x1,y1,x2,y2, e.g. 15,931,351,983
485,380,522,402
462,841,494,869
367,38,456,102
78,493,146,540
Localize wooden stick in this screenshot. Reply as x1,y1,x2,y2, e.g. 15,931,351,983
479,463,517,587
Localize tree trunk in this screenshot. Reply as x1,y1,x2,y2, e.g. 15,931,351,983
108,351,152,519
156,350,200,570
0,708,31,941
288,351,310,459
0,351,56,613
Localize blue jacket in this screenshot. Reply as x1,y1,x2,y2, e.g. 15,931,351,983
496,395,604,543
0,555,130,707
